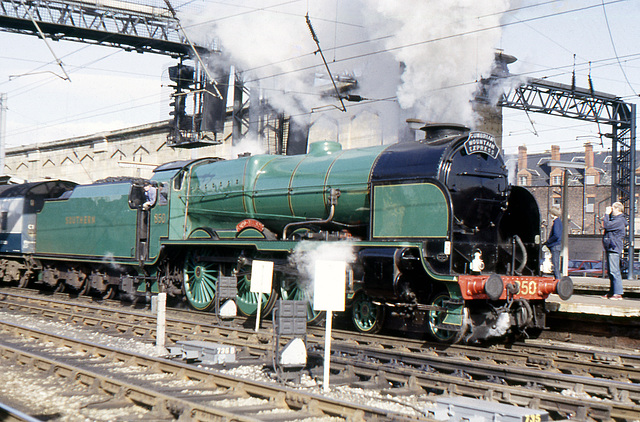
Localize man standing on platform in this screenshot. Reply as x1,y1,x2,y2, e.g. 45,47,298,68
601,201,627,300
544,207,563,280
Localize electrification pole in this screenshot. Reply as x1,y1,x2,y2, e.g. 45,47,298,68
0,94,5,174
540,160,587,277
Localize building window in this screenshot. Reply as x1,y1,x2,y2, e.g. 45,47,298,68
586,197,595,213
519,176,528,186
586,175,596,185
552,175,562,185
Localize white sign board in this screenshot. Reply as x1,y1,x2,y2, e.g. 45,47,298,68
250,260,274,294
313,259,346,312
155,292,166,355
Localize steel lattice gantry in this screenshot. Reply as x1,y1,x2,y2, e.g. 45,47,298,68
0,0,191,56
500,77,637,275
0,0,281,148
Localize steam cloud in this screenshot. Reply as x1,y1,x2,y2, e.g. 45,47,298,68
229,134,266,157
368,0,510,126
289,240,356,301
183,0,509,137
102,252,124,271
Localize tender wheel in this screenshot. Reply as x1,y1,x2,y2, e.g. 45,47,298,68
183,252,217,311
235,266,278,317
17,270,32,288
280,277,325,325
351,291,385,334
102,285,117,300
427,292,466,343
79,279,91,296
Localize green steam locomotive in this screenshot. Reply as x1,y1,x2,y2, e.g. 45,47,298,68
0,124,572,343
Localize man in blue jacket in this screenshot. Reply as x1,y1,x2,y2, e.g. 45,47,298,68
544,207,563,280
602,201,627,300
142,182,157,210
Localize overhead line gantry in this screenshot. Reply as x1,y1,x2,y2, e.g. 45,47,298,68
0,0,191,55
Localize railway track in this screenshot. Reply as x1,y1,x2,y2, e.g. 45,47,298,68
0,288,639,421
0,318,431,421
0,402,42,422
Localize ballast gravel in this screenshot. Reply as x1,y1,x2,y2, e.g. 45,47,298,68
0,308,435,421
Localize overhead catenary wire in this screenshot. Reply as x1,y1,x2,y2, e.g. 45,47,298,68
1,0,631,89
600,0,639,97
4,43,636,144
2,49,124,99
0,51,161,92
240,0,629,86
1,0,632,97
5,49,635,145
16,0,71,82
4,92,167,145
0,0,637,145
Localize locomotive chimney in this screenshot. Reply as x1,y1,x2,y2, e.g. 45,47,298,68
518,145,528,172
406,118,426,141
419,123,470,143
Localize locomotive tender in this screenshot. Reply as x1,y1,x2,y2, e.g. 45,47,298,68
0,123,572,343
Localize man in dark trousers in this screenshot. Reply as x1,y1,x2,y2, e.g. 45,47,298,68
602,201,627,300
544,207,563,280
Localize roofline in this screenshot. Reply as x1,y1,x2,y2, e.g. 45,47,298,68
6,120,171,155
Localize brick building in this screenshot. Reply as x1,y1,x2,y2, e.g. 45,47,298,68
512,143,640,261
514,143,614,235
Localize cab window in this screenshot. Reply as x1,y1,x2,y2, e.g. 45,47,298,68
173,170,186,191
157,182,169,206
128,184,145,209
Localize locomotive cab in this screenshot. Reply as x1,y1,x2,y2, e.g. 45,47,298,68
128,183,146,209
128,181,164,210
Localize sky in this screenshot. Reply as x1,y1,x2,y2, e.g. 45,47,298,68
0,0,637,158
498,0,640,155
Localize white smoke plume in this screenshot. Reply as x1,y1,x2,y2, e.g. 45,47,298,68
289,240,356,299
367,0,510,126
101,252,124,271
230,134,266,158
181,0,510,135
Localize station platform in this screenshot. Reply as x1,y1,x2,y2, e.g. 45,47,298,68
571,275,640,295
546,276,640,317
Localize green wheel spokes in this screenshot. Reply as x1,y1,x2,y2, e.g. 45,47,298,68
351,292,384,333
280,280,324,325
428,293,457,342
236,272,276,317
183,253,217,311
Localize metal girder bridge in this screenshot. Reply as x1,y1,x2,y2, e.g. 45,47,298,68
0,0,281,149
500,78,637,275
0,0,192,56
